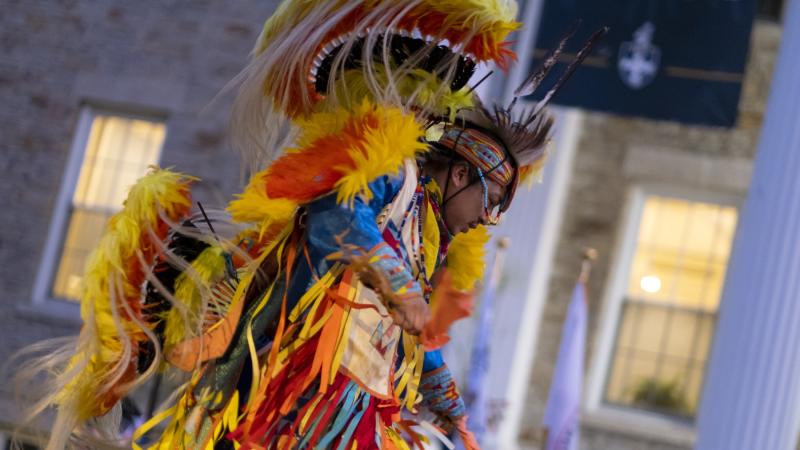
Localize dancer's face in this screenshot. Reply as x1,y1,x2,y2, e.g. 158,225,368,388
439,162,506,235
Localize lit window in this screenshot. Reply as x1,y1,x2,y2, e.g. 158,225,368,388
604,195,737,418
51,111,166,301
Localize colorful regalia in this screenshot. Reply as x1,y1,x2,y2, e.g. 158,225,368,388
21,1,605,449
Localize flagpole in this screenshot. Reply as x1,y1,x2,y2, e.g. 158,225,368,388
540,247,596,450
540,427,549,450
489,237,511,290
579,248,597,285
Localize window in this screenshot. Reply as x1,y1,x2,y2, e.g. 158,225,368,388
44,108,166,302
602,194,737,419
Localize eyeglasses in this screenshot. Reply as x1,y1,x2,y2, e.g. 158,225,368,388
476,168,504,226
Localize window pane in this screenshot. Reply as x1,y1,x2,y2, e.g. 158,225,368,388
625,196,737,310
51,210,112,301
73,115,166,209
51,111,165,301
606,195,737,418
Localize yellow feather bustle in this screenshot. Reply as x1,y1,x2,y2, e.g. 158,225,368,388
418,0,518,25
61,167,197,420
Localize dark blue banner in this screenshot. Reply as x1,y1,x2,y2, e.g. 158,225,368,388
527,0,756,127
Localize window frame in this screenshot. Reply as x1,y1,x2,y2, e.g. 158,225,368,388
584,183,742,444
27,105,166,322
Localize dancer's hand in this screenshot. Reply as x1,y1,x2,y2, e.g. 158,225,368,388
420,269,474,351
328,236,430,334
389,294,431,335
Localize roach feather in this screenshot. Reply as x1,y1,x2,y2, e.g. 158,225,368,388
513,19,581,98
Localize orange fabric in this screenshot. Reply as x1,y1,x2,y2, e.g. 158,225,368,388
420,269,475,351
166,296,246,371
317,301,344,393
456,416,481,450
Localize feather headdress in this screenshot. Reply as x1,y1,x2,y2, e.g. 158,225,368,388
229,0,522,175
429,24,608,210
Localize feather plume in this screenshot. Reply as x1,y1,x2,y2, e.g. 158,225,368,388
14,167,199,450
531,26,609,117
231,0,521,173
513,20,580,98
228,100,428,230
446,225,489,291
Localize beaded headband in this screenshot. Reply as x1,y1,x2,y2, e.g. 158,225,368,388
437,127,514,186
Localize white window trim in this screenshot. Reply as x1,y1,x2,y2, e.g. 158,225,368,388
25,106,165,324
584,183,742,445
25,107,94,323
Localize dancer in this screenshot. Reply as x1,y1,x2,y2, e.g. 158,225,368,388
22,1,603,448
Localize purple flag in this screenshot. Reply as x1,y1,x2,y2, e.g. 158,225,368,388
542,282,587,450
462,273,495,442
457,240,509,449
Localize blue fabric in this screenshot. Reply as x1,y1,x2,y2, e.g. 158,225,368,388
420,351,466,424
299,172,457,420
313,381,359,448
303,175,410,284
283,173,420,309
260,170,457,423
423,348,445,373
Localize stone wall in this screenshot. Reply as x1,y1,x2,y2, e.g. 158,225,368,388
0,0,276,431
518,20,782,450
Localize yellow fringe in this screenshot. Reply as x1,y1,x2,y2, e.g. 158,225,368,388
386,427,412,450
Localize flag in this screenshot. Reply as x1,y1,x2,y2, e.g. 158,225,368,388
457,239,509,448
542,281,588,450
462,273,495,442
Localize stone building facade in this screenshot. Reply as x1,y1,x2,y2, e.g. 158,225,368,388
517,20,782,450
0,1,784,449
0,0,276,445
